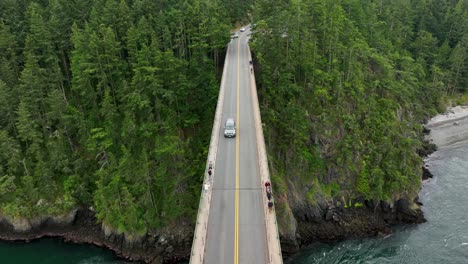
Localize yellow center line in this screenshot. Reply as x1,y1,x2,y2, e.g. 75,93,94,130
234,36,241,264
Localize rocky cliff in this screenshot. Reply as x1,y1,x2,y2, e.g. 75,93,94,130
0,208,192,264
277,187,425,255
276,136,438,256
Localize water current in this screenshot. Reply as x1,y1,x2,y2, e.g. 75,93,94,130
287,139,468,264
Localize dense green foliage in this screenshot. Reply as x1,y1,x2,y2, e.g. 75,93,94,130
222,0,255,25
1,0,466,238
252,0,468,202
0,0,231,234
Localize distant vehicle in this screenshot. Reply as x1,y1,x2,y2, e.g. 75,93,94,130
224,118,236,138
240,27,246,32
232,32,239,39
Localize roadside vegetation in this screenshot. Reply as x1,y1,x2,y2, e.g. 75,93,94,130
251,0,468,203
0,0,232,235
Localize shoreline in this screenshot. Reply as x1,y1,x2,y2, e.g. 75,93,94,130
425,105,468,148
280,106,468,256
0,209,191,264
422,104,468,190
1,106,466,263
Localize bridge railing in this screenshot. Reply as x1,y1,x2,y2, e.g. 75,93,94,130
189,43,230,264
247,45,284,264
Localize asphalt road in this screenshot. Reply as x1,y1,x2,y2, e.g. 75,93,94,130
204,29,267,264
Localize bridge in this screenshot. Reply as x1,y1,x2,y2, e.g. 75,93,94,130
190,27,283,264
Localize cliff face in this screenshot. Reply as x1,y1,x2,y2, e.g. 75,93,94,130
275,138,438,255
249,0,467,256
0,210,78,233
0,209,193,264
277,184,425,255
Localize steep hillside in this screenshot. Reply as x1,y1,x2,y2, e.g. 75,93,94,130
0,0,231,261
251,0,468,252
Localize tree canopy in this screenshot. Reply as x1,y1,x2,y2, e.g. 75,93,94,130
0,0,231,234
0,0,467,237
251,0,468,204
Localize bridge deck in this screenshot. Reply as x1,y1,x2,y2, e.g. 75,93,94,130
190,26,282,264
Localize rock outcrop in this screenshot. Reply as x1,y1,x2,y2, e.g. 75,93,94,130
0,209,78,233
279,196,425,255
0,209,192,263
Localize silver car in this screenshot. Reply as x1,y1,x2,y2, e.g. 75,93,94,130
224,118,236,138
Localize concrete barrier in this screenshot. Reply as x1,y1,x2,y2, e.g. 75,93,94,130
189,43,230,264
190,39,283,264
247,46,283,264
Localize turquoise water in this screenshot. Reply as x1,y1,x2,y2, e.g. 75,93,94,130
0,238,130,264
287,140,468,264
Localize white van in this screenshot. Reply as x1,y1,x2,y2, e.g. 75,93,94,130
224,118,236,138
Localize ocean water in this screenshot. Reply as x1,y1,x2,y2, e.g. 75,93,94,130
0,238,130,264
287,140,468,264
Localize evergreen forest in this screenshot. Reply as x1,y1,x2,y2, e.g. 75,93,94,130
0,0,467,241
0,0,238,235
251,0,468,211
